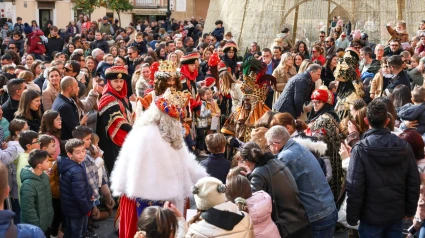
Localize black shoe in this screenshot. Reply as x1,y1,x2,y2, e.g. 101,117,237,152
87,225,94,233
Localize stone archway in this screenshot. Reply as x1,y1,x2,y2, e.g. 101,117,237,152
280,0,352,27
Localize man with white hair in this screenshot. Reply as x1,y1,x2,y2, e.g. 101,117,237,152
265,125,337,237
91,48,105,67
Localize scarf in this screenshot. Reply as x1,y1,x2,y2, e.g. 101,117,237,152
307,103,340,123
98,79,128,112
180,64,198,81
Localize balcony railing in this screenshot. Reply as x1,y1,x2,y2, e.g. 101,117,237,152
134,0,167,8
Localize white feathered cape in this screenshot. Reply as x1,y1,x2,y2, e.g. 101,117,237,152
110,109,208,211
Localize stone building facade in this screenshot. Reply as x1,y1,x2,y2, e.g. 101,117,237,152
204,0,425,53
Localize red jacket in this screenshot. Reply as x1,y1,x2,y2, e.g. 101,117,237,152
27,30,46,55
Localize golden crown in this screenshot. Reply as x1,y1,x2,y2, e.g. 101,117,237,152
240,72,269,104
159,60,177,73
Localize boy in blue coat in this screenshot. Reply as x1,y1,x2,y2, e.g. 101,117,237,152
200,133,230,184
58,139,94,238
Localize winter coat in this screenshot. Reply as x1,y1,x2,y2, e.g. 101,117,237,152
52,94,80,140
26,30,46,55
248,153,311,237
335,37,349,49
91,39,109,53
0,210,44,238
211,27,224,42
199,153,230,184
408,67,424,88
386,25,409,44
2,141,21,199
15,152,29,199
15,110,41,132
273,72,314,118
20,165,54,232
99,23,114,36
346,128,420,225
2,97,19,122
320,66,335,87
386,69,411,92
42,85,59,111
186,201,254,238
246,191,280,238
96,62,113,80
414,159,425,229
369,71,385,98
58,156,93,218
66,26,79,36
397,103,425,134
46,34,64,61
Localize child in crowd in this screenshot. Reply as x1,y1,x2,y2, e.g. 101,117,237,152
0,163,44,237
187,177,253,236
39,134,62,238
96,53,114,81
202,87,221,134
16,130,40,201
2,119,27,224
397,86,425,137
131,32,148,55
90,133,115,217
20,149,54,236
59,139,93,238
386,20,409,44
196,87,212,157
135,201,186,238
226,174,280,238
200,133,230,184
0,108,10,140
72,126,101,230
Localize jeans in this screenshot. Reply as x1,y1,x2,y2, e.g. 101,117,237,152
310,208,337,238
358,219,402,238
418,221,425,238
11,198,20,224
64,215,88,238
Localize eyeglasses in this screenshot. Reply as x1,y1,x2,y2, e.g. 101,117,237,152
119,41,125,44
128,52,135,55
30,140,40,145
266,142,280,149
390,44,399,47
319,35,325,38
8,47,15,49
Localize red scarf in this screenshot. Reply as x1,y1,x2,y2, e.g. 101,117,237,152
98,79,128,112
180,64,198,81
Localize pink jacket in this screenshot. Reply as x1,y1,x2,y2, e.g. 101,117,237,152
246,191,280,238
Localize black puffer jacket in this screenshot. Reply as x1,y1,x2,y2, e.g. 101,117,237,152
91,39,109,53
58,156,92,218
346,128,420,226
273,72,314,118
249,153,311,237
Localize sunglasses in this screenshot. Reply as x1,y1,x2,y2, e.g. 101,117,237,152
390,44,399,47
319,36,325,38
128,52,135,55
30,140,40,145
9,47,15,49
65,67,73,72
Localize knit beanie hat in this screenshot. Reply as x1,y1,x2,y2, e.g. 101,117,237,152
23,23,32,35
192,177,227,211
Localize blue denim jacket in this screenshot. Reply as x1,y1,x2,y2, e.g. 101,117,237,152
276,138,336,222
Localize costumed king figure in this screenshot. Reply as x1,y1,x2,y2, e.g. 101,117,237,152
110,90,207,238
221,57,276,143
333,47,364,120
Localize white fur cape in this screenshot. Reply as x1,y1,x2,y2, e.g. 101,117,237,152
110,110,208,211
293,137,328,156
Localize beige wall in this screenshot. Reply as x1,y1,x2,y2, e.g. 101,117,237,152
55,1,72,28
15,0,37,24
91,7,107,22
171,0,194,20
195,0,209,20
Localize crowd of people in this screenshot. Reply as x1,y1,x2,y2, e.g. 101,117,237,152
0,12,424,238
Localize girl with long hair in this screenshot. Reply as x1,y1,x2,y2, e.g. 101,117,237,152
321,54,338,87
15,89,42,132
226,175,280,238
39,110,61,159
294,53,305,72
294,41,310,59
66,20,79,37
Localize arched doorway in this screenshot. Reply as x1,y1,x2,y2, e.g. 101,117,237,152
280,0,351,47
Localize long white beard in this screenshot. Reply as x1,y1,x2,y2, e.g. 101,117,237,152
138,105,184,149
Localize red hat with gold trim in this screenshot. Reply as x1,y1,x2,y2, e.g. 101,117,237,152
218,61,228,74
208,52,220,67
105,66,129,80
311,86,334,105
204,73,216,88
181,52,200,65
155,88,190,119
223,41,238,53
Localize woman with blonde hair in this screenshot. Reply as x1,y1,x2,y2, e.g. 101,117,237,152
272,52,297,105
